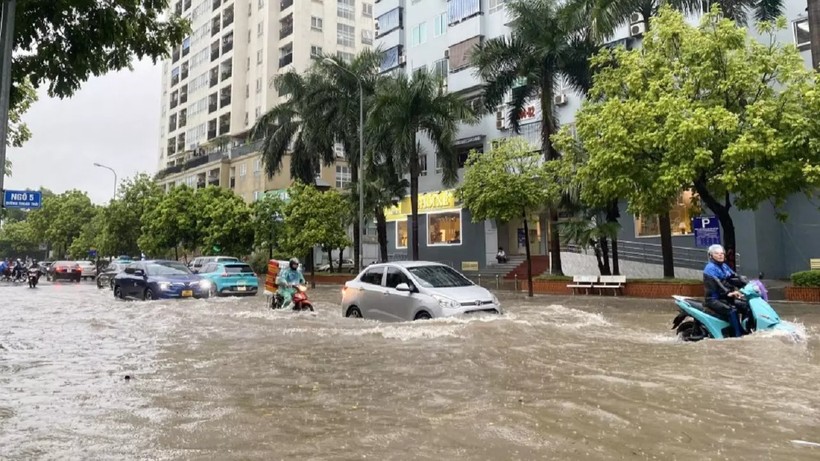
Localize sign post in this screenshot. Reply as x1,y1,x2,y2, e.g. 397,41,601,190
692,216,721,248
0,0,18,195
3,189,42,209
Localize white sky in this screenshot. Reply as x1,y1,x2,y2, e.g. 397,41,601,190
6,59,162,204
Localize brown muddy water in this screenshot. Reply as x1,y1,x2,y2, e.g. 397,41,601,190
0,282,818,460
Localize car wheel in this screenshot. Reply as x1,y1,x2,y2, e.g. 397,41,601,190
96,279,103,289
209,285,217,298
114,286,124,300
346,306,362,318
144,288,155,301
414,311,432,321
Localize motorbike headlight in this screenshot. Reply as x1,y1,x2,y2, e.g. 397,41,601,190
432,294,460,310
158,282,171,291
199,280,212,289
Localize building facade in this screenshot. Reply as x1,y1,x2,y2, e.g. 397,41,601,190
156,0,374,201
375,0,819,278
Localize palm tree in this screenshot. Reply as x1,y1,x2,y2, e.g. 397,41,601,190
306,50,384,272
360,156,408,263
251,71,334,185
369,70,477,260
625,0,782,29
471,0,602,276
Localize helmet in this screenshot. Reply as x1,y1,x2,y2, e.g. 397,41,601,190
289,257,300,268
707,244,725,259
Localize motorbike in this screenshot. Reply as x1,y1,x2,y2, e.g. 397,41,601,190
28,268,40,288
270,284,314,312
671,281,796,341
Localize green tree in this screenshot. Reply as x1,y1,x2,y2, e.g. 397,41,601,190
252,193,287,259
471,0,605,275
139,185,199,259
0,219,39,256
5,79,37,175
458,138,560,296
8,1,187,116
194,186,254,257
27,190,95,258
280,183,351,278
102,174,163,256
67,207,106,260
557,8,820,272
370,69,476,260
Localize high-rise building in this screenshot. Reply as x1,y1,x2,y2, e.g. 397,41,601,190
375,0,818,279
156,0,375,202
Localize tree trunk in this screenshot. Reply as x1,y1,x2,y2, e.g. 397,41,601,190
694,181,737,270
307,250,316,288
605,200,621,275
375,207,388,262
540,76,563,275
338,247,344,272
611,238,620,276
409,144,420,261
599,237,612,275
659,212,675,278
327,248,334,272
351,166,361,273
523,212,533,297
174,246,178,261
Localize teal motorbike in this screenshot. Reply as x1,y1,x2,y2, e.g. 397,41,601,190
671,281,796,341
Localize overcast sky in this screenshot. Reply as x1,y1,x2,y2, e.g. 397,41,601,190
6,59,162,204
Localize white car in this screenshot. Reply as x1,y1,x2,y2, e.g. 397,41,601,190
77,261,97,280
341,261,503,322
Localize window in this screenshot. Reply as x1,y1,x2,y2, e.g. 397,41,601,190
433,58,448,79
240,163,247,176
337,51,354,63
360,267,384,285
794,18,810,49
434,12,447,37
427,210,462,245
411,22,427,47
396,220,408,249
311,45,323,59
635,190,700,237
362,2,372,17
337,0,355,20
258,0,264,9
380,45,401,72
419,153,427,176
408,265,473,288
385,266,411,289
335,165,351,189
448,0,480,25
337,23,355,47
376,8,401,37
256,78,262,93
254,158,262,174
456,143,482,168
488,0,507,13
449,36,481,72
361,29,373,45
253,191,263,201
257,21,264,36
257,49,263,64
311,16,323,31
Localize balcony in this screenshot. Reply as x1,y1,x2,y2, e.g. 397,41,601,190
218,113,231,135
222,5,234,27
208,120,217,140
179,87,188,104
172,48,180,63
185,155,210,170
210,67,219,87
170,96,178,109
171,74,180,87
280,0,293,10
208,94,218,113
181,63,189,80
178,110,187,128
229,140,262,158
220,92,231,108
184,0,192,10
278,53,292,68
280,25,293,39
212,0,221,11
210,41,220,61
221,32,234,54
211,16,221,37
220,60,232,81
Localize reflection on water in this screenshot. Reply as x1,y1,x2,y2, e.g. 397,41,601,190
1,283,819,460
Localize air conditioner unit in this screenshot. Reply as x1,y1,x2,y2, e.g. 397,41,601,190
553,93,568,106
495,110,507,130
374,20,380,32
444,49,450,59
630,22,646,37
630,12,643,24
399,55,406,65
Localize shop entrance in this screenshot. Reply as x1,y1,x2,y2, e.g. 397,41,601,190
498,217,544,257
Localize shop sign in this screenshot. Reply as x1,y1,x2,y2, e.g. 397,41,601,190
385,189,459,221
461,261,479,271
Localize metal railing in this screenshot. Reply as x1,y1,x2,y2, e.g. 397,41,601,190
565,240,741,272
230,140,262,158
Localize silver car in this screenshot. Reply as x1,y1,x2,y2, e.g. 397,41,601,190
77,261,97,280
341,261,503,321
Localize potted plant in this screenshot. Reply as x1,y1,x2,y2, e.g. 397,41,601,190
786,270,820,303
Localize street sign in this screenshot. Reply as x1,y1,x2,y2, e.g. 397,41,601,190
693,216,721,248
3,189,42,208
88,249,97,258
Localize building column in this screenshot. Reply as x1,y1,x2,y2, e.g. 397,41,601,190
809,0,820,68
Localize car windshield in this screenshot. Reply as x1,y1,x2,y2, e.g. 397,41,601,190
224,264,254,274
146,262,192,276
408,265,473,288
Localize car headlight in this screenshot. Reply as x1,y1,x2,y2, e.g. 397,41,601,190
158,282,171,291
432,294,460,310
491,293,500,306
199,280,212,289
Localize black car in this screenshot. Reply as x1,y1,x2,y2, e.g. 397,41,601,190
96,262,130,289
49,261,82,283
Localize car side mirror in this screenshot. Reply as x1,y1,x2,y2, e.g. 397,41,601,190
134,269,146,277
124,267,135,275
396,283,412,292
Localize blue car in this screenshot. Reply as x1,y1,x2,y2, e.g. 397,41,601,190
198,261,259,297
113,260,211,300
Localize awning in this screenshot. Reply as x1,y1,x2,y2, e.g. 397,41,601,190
453,135,485,147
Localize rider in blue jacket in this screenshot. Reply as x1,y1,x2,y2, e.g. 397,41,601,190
703,244,748,335
276,258,305,309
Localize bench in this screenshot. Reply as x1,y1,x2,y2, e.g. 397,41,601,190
811,258,820,270
567,275,598,295
594,275,627,296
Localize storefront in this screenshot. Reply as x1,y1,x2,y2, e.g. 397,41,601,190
385,189,493,270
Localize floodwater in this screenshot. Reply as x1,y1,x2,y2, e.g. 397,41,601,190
1,282,819,460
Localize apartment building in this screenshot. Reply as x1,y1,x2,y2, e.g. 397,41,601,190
376,0,819,278
155,0,375,202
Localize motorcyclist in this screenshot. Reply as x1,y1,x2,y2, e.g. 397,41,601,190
0,258,8,279
703,244,749,336
13,259,24,280
276,258,305,309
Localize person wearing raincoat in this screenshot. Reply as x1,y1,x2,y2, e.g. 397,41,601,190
276,257,305,309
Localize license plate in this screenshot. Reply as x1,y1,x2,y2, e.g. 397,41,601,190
237,286,246,291
181,290,193,297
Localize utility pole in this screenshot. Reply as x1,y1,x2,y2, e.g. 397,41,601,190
0,0,18,197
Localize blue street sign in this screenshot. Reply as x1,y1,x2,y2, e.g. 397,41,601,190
3,190,42,209
693,216,721,248
88,249,98,258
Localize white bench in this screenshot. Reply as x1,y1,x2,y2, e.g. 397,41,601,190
567,275,598,295
594,275,627,296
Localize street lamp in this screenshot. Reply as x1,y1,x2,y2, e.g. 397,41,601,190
93,162,118,199
323,57,365,272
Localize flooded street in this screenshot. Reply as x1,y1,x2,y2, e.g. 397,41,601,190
1,282,819,460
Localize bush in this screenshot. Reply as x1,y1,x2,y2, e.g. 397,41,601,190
791,270,820,288
248,251,269,275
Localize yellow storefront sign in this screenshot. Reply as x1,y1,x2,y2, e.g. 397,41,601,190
461,261,479,271
385,189,459,222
